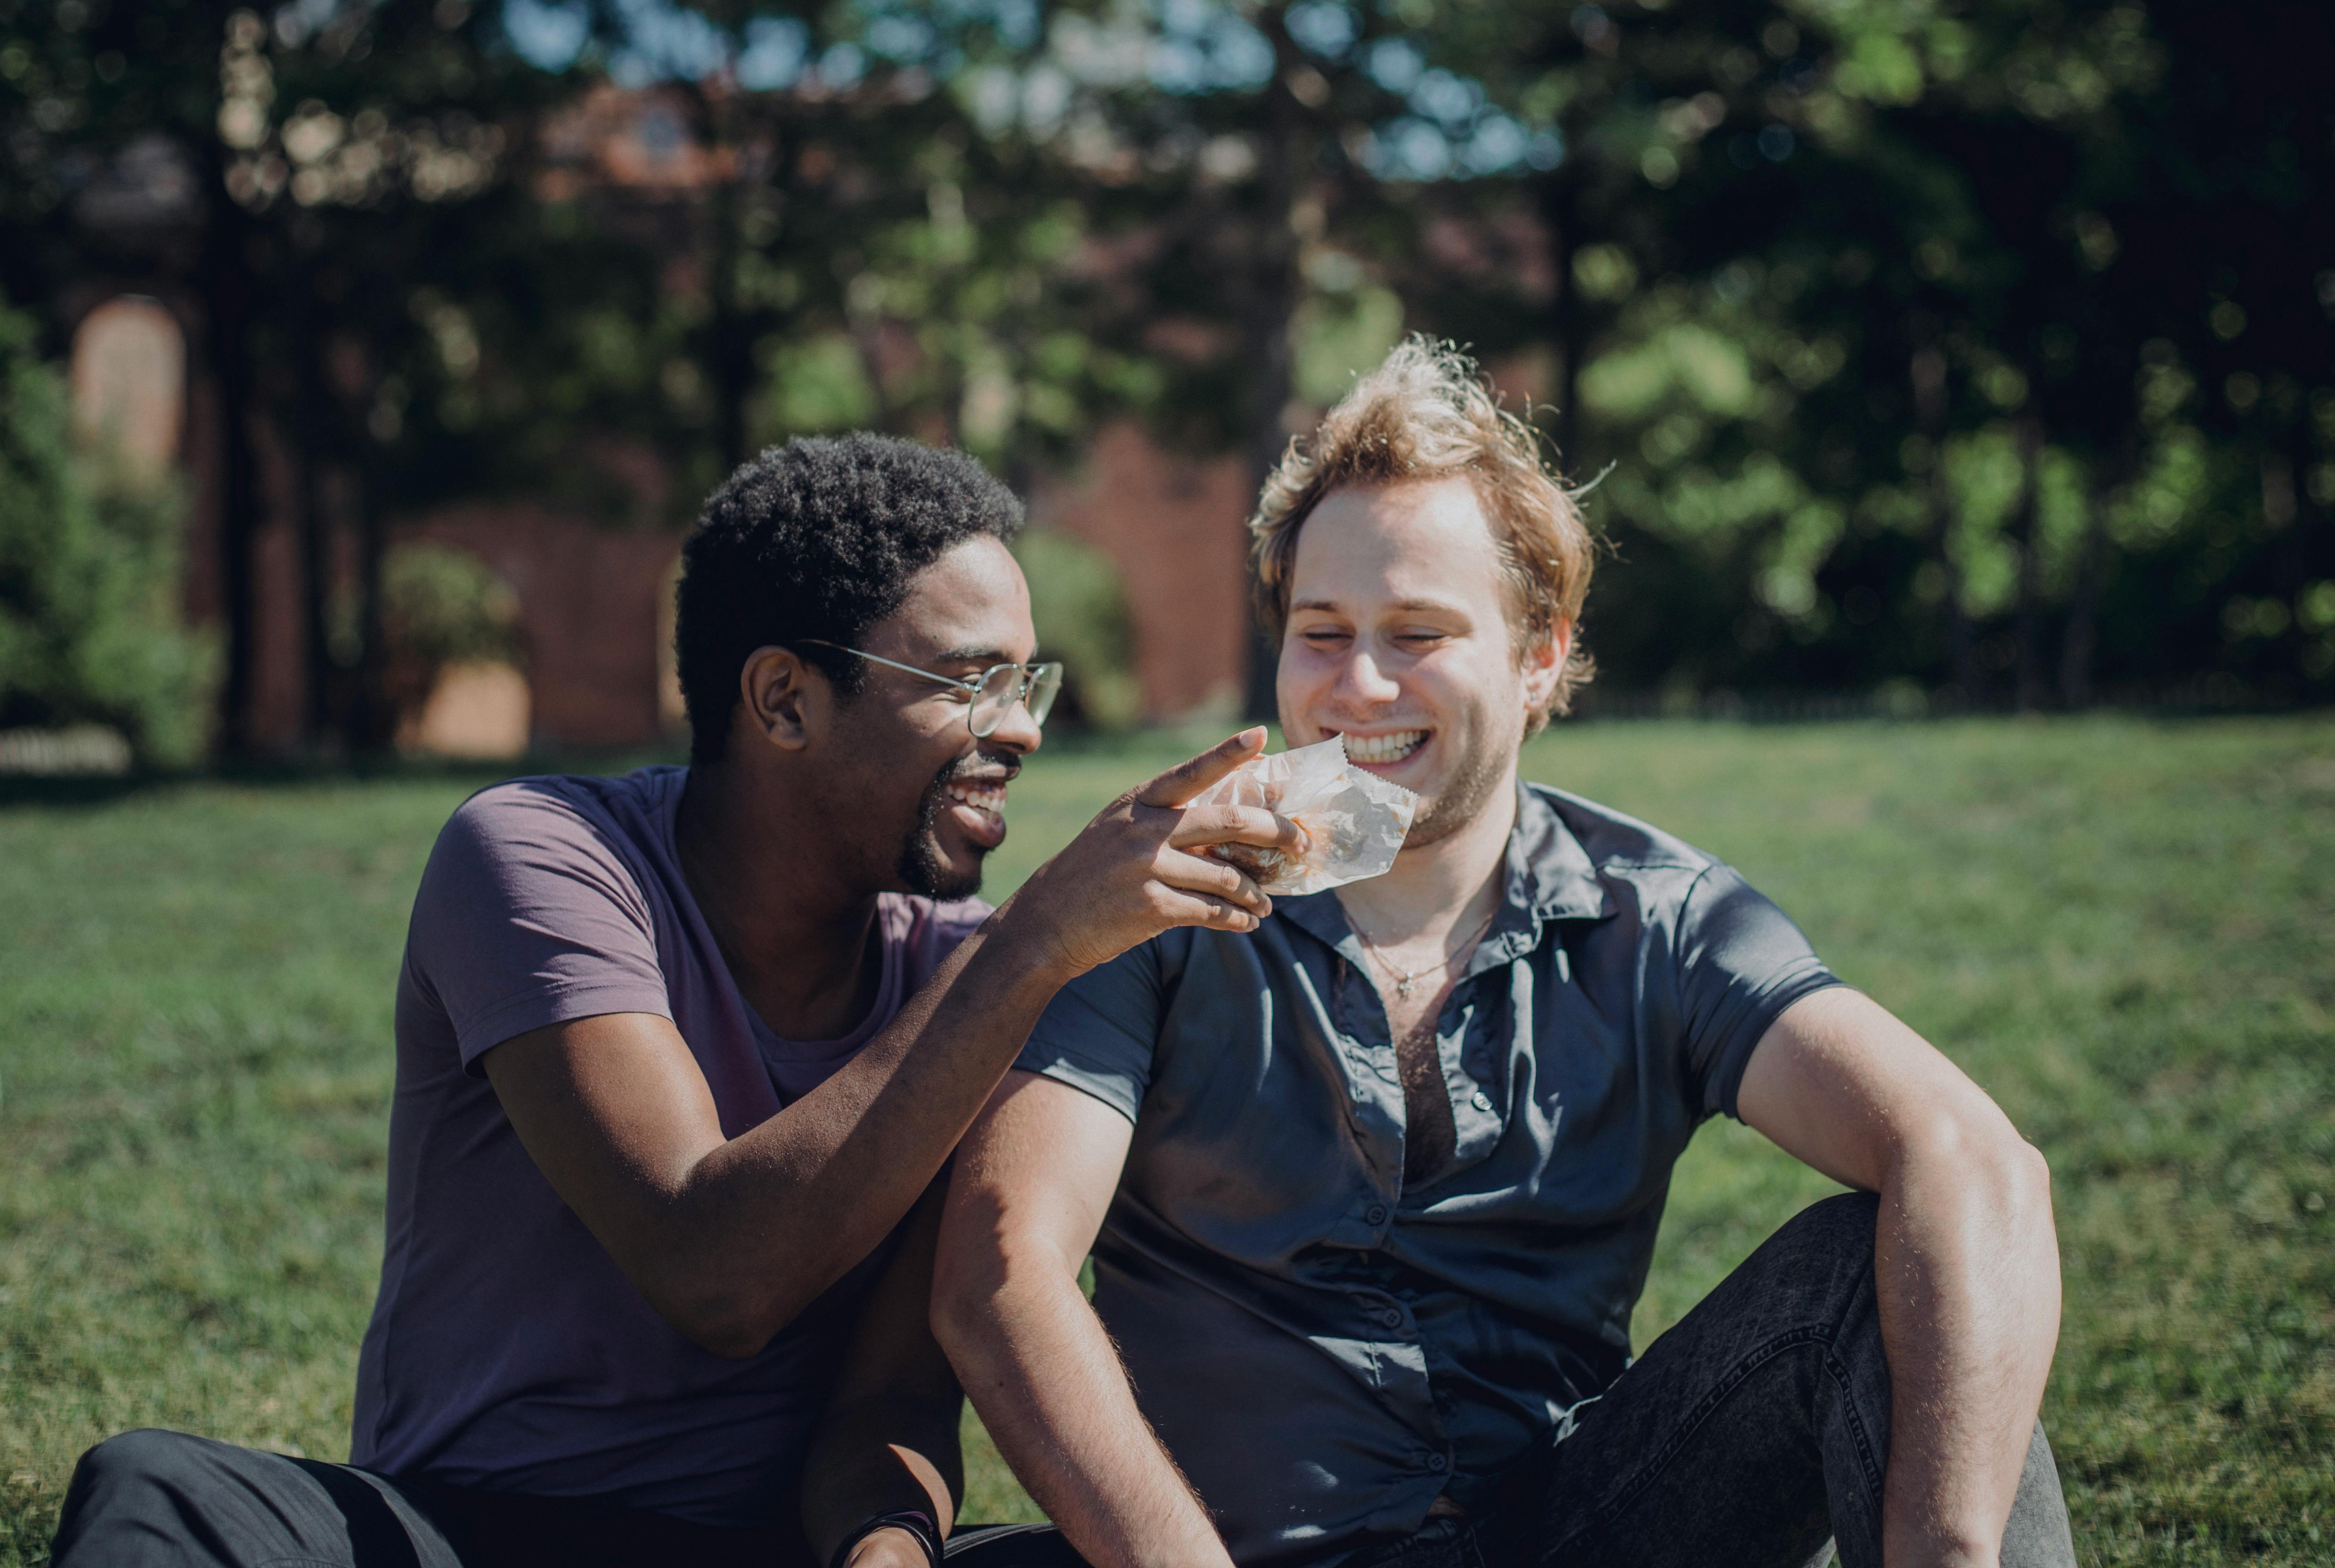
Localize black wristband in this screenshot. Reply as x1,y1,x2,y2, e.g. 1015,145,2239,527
830,1509,942,1568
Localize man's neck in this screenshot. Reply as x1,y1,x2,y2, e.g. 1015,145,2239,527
673,761,884,1040
1334,761,1519,945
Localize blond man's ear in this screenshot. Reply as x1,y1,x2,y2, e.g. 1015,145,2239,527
1519,622,1571,729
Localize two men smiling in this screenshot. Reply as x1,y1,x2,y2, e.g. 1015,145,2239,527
53,340,2073,1568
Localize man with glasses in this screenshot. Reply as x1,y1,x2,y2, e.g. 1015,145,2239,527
51,434,1300,1568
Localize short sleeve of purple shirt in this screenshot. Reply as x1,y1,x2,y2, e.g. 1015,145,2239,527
352,766,987,1527
402,780,675,1071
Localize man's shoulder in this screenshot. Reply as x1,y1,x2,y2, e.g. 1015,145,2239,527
1523,781,1723,878
445,767,678,853
425,770,683,913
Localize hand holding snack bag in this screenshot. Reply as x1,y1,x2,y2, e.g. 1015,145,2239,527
1188,736,1417,895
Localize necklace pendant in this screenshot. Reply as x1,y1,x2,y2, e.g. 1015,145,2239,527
1394,976,1414,999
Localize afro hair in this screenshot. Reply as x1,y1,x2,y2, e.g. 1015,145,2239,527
675,433,1023,764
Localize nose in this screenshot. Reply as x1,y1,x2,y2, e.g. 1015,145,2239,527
1332,645,1402,707
983,692,1044,755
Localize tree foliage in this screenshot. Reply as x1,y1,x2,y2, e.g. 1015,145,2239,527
0,0,2327,758
0,298,213,763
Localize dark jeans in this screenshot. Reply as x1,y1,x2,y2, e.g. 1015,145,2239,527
48,1429,817,1568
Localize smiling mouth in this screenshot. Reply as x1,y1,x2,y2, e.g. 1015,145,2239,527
942,778,1009,822
1333,730,1428,764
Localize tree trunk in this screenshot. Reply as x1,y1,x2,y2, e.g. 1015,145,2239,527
2059,439,2134,709
348,467,393,755
198,170,264,758
1910,343,1978,703
1543,170,1583,472
2009,412,2046,712
2057,508,2102,710
294,440,332,745
1240,10,1306,723
291,299,338,748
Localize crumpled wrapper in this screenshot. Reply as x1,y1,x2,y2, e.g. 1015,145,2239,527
1191,735,1418,896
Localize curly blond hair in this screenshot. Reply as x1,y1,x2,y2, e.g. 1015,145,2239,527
1249,336,1596,727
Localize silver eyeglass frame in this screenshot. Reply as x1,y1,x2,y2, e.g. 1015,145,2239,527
797,639,1063,738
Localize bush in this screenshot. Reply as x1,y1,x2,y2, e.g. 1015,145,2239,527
375,540,524,732
1013,527,1142,730
0,301,215,766
381,540,522,671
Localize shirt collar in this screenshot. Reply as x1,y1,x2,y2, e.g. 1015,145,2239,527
1272,781,1613,964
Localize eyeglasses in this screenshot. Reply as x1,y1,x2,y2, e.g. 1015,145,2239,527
799,641,1064,739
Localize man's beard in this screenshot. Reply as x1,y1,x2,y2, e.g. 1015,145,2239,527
1400,728,1512,850
896,756,998,902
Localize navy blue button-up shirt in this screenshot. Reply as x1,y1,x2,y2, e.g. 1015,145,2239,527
1015,784,1841,1566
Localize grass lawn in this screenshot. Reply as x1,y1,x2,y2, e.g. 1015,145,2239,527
2,716,2331,1565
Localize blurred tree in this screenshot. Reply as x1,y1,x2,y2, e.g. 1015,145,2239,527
5,0,2326,754
0,0,635,756
1013,527,1142,729
0,295,214,764
1416,0,2330,710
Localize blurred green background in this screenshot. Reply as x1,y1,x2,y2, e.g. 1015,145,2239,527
2,0,2331,764
4,717,2330,1564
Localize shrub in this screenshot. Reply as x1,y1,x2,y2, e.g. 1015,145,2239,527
0,301,215,766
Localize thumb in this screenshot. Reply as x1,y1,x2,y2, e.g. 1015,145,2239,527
1131,727,1268,808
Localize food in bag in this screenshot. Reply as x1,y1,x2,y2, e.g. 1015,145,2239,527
1190,735,1418,895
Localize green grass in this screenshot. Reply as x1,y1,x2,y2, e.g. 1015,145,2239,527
3,718,2331,1564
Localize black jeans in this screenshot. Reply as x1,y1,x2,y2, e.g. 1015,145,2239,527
48,1428,817,1568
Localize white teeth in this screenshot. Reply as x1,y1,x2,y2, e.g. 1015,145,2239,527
1339,730,1426,764
944,782,1007,816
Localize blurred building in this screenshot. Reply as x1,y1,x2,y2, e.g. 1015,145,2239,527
65,85,1254,758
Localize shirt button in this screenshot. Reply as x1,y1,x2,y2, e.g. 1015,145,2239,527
1471,1090,1492,1112
1425,1453,1449,1472
1379,1307,1404,1329
1366,1203,1390,1226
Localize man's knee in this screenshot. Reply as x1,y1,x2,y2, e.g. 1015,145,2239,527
53,1430,228,1565
1774,1190,1881,1257
66,1427,212,1503
1766,1190,1882,1300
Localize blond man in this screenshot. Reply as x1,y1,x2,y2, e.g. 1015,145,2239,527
930,341,2074,1568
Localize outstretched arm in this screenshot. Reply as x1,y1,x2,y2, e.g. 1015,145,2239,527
482,731,1307,1357
1737,987,2060,1568
932,1072,1232,1568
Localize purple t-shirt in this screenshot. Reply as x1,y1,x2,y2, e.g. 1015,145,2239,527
351,765,987,1525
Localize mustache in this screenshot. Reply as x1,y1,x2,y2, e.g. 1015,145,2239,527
932,748,1021,789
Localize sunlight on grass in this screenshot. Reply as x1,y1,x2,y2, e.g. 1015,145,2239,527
3,717,2330,1564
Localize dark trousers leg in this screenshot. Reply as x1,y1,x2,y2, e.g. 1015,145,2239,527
944,1523,1092,1568
1474,1193,2074,1568
50,1429,464,1568
50,1428,816,1568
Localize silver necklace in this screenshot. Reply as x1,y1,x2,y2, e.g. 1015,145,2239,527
1351,905,1500,1000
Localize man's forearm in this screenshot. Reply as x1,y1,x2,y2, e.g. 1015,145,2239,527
656,912,1072,1351
1874,1130,2060,1568
799,1394,960,1565
936,1257,1230,1568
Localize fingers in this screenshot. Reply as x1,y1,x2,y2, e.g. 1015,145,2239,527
1165,804,1308,853
1131,727,1268,809
1156,847,1271,919
1152,886,1265,934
